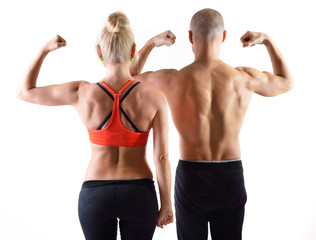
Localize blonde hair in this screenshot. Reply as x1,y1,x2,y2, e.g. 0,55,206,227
98,11,135,63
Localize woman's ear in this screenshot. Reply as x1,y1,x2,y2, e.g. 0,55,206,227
131,44,136,58
96,45,102,58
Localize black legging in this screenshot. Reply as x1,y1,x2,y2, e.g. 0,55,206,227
175,159,247,240
78,179,158,240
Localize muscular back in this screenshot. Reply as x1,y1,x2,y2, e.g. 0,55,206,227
163,60,251,160
136,60,255,160
135,32,292,161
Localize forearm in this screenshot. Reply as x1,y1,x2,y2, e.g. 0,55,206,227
130,30,176,76
130,39,155,76
18,48,48,96
155,154,172,208
263,35,292,80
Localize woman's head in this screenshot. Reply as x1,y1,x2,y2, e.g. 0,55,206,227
98,11,135,64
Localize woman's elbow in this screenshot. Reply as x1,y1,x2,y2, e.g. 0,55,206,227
155,153,170,164
16,88,25,100
286,77,294,91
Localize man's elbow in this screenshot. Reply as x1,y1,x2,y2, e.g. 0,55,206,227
281,76,294,94
274,76,294,96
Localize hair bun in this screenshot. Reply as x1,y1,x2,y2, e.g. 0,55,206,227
106,11,130,33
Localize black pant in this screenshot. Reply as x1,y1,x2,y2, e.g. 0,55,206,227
78,179,158,240
175,160,247,240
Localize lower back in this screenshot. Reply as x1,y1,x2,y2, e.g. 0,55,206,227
84,144,153,181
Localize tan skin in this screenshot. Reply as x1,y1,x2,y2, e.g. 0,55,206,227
135,30,293,161
17,31,176,228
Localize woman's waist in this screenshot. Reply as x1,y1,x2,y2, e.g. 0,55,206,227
84,156,153,181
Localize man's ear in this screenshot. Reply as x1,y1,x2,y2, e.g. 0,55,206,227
96,45,102,58
222,30,227,43
189,30,193,44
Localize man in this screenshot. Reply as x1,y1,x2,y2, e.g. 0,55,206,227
135,8,293,240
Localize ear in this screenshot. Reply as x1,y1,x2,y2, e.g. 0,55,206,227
189,30,193,44
96,45,102,58
131,44,136,58
222,30,227,43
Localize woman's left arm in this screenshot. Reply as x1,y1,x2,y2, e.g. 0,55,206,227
152,91,173,228
17,35,86,106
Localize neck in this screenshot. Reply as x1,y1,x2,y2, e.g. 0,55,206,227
193,40,221,62
103,62,132,88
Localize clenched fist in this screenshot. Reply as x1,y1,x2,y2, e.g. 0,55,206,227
43,35,67,52
151,30,176,47
240,31,268,47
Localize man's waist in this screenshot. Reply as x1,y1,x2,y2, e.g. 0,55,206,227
180,159,241,163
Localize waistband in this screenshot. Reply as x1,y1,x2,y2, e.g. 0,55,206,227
178,159,243,172
82,178,154,188
180,159,241,163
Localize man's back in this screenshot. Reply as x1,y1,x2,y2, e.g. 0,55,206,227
165,60,252,160
135,8,293,240
136,30,292,161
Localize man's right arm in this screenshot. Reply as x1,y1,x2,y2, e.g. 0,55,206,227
134,69,178,93
237,31,293,97
129,30,176,76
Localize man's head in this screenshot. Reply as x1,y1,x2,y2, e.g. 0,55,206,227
189,8,225,44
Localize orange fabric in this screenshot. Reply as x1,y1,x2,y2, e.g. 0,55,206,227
87,80,150,147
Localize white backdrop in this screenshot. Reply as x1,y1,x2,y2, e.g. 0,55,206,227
0,0,315,239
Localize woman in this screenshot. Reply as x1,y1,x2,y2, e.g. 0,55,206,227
17,11,175,240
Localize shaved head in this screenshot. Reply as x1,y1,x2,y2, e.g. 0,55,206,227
190,8,224,41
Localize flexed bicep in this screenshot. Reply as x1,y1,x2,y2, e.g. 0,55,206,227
18,81,86,106
17,35,87,106
237,67,292,97
239,31,293,97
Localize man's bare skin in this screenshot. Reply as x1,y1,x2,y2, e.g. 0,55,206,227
135,10,293,161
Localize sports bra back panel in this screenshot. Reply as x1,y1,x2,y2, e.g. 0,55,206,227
87,80,150,147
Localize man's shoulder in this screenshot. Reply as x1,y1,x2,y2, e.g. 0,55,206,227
213,61,247,79
178,60,239,76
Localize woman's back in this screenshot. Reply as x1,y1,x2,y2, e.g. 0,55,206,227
17,10,174,235
76,79,164,180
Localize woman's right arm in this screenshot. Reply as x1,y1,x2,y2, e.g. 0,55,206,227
129,30,176,76
17,35,86,106
152,91,173,229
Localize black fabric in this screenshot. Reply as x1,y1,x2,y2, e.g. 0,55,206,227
97,112,112,130
78,179,158,240
97,82,114,100
119,81,141,104
96,81,141,132
175,160,247,240
119,106,141,132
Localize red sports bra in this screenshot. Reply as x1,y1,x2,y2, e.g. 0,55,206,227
87,80,150,147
